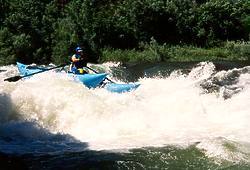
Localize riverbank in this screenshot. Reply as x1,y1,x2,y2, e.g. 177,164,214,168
1,41,249,67
100,41,250,63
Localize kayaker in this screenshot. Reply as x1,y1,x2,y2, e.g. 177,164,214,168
70,46,88,74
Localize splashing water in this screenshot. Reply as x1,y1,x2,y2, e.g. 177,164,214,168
0,62,250,163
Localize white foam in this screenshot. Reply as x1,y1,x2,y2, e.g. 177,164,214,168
1,62,250,161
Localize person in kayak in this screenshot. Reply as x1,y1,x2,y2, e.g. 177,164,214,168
70,46,88,74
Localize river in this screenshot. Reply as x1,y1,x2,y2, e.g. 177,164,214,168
0,61,250,169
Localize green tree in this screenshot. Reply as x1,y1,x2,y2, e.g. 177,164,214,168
0,28,14,64
243,16,250,39
3,0,52,64
195,0,250,46
1,0,250,65
51,0,100,64
51,18,78,64
0,0,9,28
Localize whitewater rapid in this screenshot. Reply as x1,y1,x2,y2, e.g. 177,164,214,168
0,62,250,162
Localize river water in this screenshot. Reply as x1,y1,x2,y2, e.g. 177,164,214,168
0,61,250,169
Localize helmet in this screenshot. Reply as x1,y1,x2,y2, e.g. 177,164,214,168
75,47,83,52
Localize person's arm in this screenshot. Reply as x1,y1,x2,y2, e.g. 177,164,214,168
71,55,80,62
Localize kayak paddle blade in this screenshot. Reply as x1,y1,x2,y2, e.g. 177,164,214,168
4,76,22,82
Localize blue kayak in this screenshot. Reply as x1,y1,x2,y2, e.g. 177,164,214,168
17,62,47,75
104,83,140,93
67,72,108,88
17,62,107,88
16,62,140,93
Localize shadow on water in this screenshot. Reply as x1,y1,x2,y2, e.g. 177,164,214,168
0,93,89,169
0,93,19,122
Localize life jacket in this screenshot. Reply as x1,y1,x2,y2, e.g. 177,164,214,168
70,67,88,74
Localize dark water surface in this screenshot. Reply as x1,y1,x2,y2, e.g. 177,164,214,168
2,145,250,170
119,61,250,81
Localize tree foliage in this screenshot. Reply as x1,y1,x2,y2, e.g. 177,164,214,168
0,0,249,65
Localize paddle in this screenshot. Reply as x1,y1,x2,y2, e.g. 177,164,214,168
86,66,116,83
4,63,67,82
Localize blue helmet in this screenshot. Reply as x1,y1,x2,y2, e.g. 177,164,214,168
75,47,83,52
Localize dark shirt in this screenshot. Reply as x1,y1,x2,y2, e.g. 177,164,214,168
74,59,87,69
